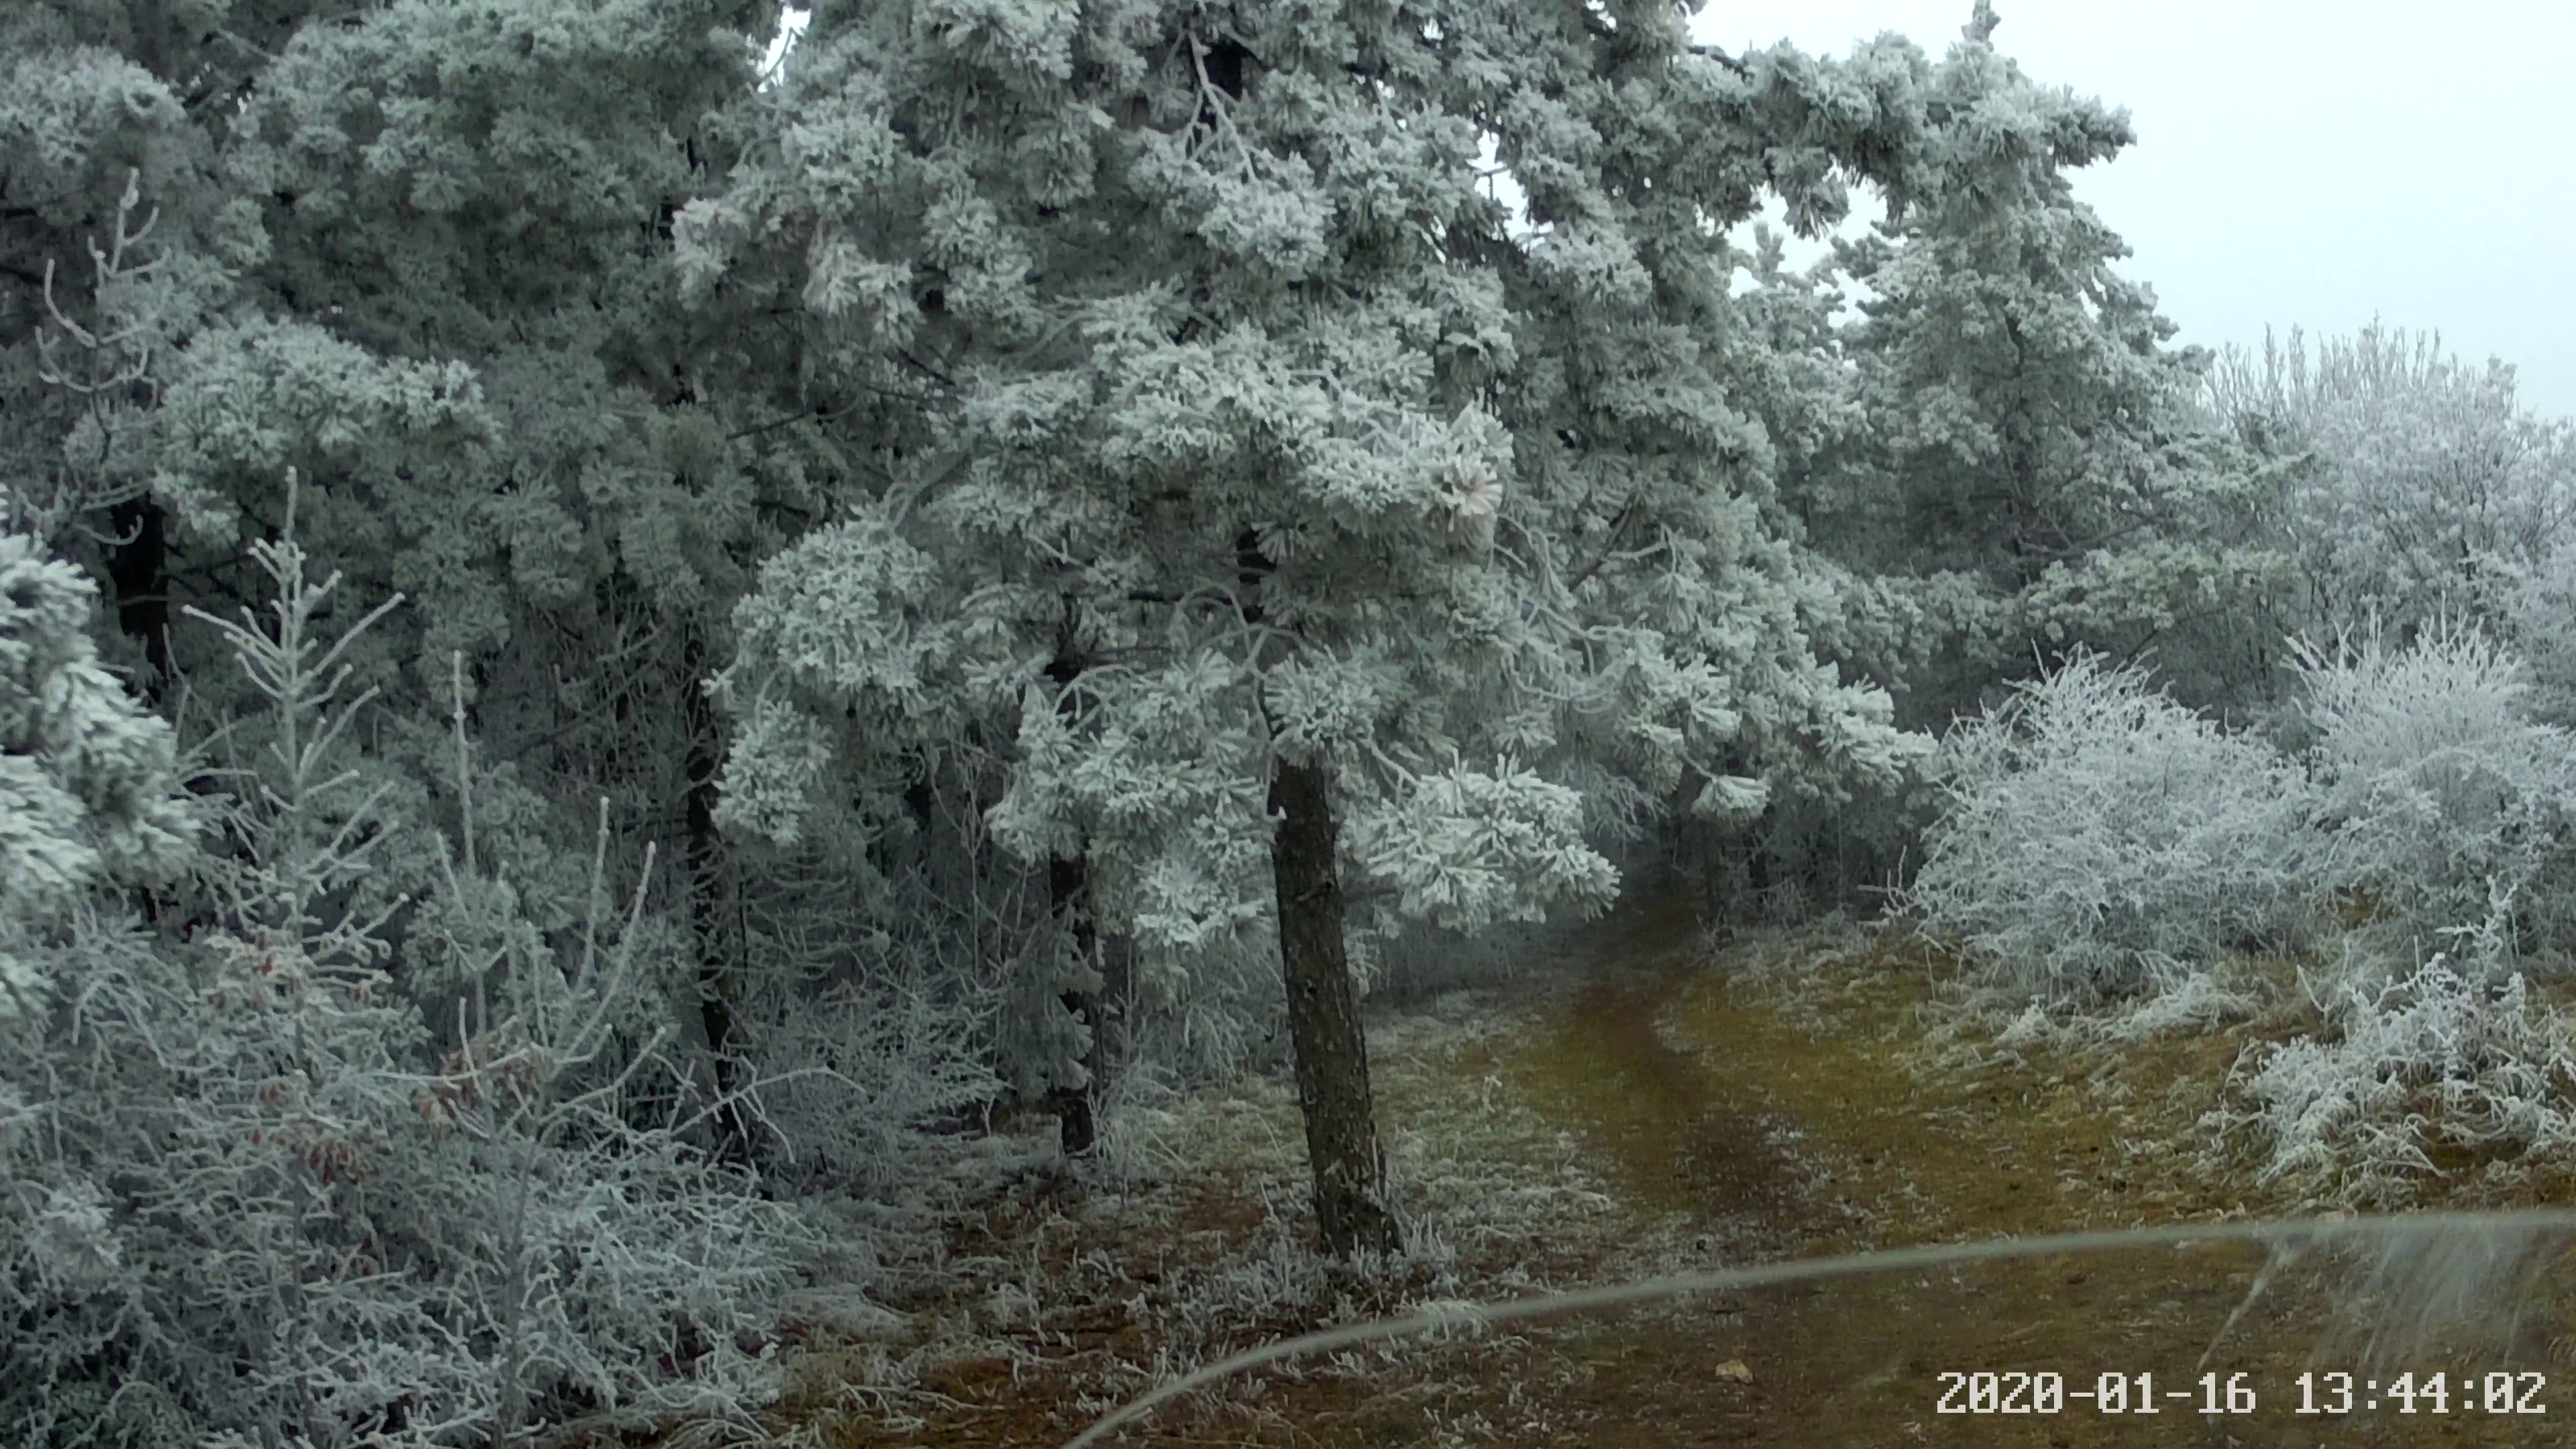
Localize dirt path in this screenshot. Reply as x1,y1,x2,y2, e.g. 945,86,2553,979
1489,909,2576,1447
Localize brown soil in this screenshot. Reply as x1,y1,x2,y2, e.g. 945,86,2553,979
649,902,2576,1448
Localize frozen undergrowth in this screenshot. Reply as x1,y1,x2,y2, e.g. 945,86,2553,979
1091,994,1631,1353
1900,635,2576,1205
1,498,815,1449
2204,924,2576,1208
1912,916,2576,1212
764,980,1641,1447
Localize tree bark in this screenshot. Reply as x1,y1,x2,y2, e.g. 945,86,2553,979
104,495,171,700
106,494,185,933
1040,639,1106,1156
682,627,760,1169
1268,753,1399,1258
1045,850,1103,1156
1237,523,1397,1257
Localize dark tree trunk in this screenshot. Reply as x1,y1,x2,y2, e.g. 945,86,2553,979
1046,851,1103,1156
1236,525,1396,1257
105,495,171,700
1040,645,1105,1156
1097,922,1132,1071
682,629,760,1169
1268,754,1399,1258
105,495,178,930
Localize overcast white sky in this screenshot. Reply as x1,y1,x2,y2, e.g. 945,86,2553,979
765,2,2576,421
1707,0,2576,422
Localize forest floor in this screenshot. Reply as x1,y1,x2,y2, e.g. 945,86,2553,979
675,899,2576,1449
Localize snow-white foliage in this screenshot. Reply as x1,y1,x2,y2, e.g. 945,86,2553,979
2198,323,2576,640
696,0,2008,1063
986,653,1275,963
0,532,200,1018
0,502,812,1449
1787,40,2292,740
1906,651,2315,1000
2505,536,2576,727
1344,761,1620,933
2212,950,2576,1206
2291,621,2576,960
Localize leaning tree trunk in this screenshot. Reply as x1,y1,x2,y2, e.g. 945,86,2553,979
1267,753,1399,1258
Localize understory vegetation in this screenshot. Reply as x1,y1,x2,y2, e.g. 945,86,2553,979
6,0,2576,1445
1908,625,2576,1205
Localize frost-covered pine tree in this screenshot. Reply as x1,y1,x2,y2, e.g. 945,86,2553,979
0,531,201,1016
1782,7,2288,724
686,0,2124,1256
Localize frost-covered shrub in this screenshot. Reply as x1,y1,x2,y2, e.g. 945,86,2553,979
2,914,812,1449
1906,651,2316,1000
2292,621,2576,961
731,915,1006,1190
2210,945,2576,1206
0,504,813,1449
691,784,1013,1191
1114,931,1287,1089
2199,323,2576,640
2505,537,2576,728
